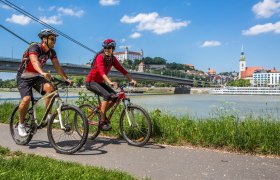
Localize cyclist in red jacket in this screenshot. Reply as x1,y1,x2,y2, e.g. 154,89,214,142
86,39,136,131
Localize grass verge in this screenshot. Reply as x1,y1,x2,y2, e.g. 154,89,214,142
1,101,280,156
0,146,137,180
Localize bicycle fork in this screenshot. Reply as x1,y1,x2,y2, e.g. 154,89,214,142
123,99,138,127
55,98,66,130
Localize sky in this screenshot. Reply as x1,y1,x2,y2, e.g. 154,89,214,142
1,0,280,80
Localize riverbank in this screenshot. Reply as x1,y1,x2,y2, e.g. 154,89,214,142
190,87,212,94
0,87,212,95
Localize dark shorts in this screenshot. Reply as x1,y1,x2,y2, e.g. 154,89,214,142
17,76,50,98
86,82,117,102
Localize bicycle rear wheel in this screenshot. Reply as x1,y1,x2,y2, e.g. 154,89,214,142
79,104,101,140
9,105,34,145
47,105,88,154
119,105,152,146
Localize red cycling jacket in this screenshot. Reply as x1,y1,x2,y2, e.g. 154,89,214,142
86,53,128,83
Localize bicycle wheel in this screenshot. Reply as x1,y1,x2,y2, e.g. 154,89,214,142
47,105,88,154
119,104,152,146
9,105,34,145
79,104,101,140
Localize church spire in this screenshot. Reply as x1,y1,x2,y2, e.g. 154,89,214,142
239,45,246,79
240,44,245,61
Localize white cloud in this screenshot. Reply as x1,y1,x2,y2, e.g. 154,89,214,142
6,14,32,25
99,0,120,6
1,4,12,10
252,0,280,18
120,12,189,35
201,41,221,47
39,16,62,25
119,45,132,49
242,21,280,35
129,32,141,39
57,7,84,17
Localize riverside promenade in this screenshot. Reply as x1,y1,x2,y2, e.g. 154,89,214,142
0,124,280,179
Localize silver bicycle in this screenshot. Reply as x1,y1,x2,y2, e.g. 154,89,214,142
9,77,89,154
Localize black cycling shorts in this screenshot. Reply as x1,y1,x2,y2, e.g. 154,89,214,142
86,82,117,102
17,76,50,98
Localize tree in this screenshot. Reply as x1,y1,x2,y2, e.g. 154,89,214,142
193,79,198,87
73,76,85,87
226,79,251,87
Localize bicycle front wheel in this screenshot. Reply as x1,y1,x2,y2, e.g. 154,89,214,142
79,104,101,140
120,105,152,146
47,105,88,154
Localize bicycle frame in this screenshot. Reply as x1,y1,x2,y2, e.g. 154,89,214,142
95,85,134,126
29,83,67,130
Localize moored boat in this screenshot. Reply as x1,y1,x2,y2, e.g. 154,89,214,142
210,86,280,95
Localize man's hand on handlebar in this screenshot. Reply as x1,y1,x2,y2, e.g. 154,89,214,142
65,78,74,86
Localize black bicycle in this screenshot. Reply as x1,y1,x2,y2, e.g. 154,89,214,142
9,77,89,154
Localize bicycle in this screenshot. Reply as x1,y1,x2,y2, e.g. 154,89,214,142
79,83,152,147
9,77,89,154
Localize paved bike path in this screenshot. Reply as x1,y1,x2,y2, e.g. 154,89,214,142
0,124,280,179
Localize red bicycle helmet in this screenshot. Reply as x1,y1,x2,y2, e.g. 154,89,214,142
102,39,116,49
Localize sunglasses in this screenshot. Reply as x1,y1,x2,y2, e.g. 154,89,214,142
104,46,113,50
48,37,56,42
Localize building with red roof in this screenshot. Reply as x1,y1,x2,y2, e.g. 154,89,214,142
239,46,279,86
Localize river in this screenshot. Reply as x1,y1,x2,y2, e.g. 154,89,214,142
1,91,279,119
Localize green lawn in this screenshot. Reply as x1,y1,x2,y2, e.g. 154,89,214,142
0,146,137,180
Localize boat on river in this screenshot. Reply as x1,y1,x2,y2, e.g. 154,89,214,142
210,86,280,95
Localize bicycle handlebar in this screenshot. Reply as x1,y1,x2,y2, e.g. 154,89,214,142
118,82,135,89
51,77,70,87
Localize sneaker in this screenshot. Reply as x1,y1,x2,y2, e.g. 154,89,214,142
99,122,112,131
18,123,27,137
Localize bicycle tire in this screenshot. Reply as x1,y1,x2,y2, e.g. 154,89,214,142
9,105,34,145
79,104,101,140
119,104,152,146
47,105,88,154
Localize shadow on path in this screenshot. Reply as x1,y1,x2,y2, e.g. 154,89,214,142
28,140,52,150
75,137,165,155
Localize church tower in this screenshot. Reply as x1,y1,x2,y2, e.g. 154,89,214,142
239,45,246,79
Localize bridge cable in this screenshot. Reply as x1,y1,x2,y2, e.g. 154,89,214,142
0,24,29,44
0,0,97,54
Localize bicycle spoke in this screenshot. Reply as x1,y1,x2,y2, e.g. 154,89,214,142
48,106,88,154
79,104,100,140
120,105,152,146
9,105,34,145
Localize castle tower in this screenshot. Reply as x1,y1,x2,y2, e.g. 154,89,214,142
239,45,246,79
125,47,129,60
